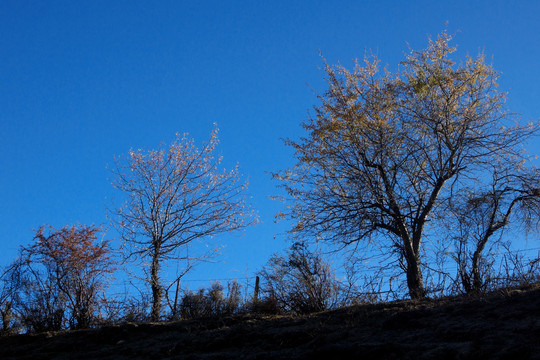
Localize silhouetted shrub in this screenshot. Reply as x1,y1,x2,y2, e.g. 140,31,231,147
179,280,243,319
249,294,281,315
0,226,116,333
258,243,345,314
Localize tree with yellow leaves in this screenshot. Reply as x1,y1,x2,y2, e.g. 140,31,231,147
274,31,539,299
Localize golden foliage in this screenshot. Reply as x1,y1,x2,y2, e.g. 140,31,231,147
274,31,539,299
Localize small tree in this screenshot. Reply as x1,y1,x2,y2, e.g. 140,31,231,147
23,225,115,330
448,165,540,293
0,260,24,334
111,126,256,321
258,243,344,314
274,31,538,299
2,225,114,332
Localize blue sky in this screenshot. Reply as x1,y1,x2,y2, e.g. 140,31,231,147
1,1,539,290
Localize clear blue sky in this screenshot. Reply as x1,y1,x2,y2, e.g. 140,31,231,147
1,1,539,290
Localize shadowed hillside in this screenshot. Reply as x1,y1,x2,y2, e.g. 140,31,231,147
1,284,539,360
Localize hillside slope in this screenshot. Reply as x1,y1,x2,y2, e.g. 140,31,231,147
1,284,539,359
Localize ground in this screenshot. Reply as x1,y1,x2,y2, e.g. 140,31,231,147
1,284,539,359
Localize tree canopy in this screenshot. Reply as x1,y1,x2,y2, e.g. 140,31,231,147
111,126,257,320
274,31,539,299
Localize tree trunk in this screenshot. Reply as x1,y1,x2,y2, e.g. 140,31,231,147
150,244,162,321
405,255,425,300
172,278,181,319
401,232,426,300
253,276,260,303
470,250,483,293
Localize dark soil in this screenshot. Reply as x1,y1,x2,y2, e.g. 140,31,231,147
1,284,539,359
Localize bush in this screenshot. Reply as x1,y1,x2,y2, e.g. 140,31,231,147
258,243,345,315
249,295,281,315
179,280,243,319
0,225,115,333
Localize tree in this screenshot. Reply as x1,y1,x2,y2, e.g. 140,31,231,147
448,164,540,293
26,225,115,329
111,126,256,321
2,225,114,332
0,260,24,334
274,31,538,299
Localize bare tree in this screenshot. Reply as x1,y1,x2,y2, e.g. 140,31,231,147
448,165,540,293
110,126,257,321
274,31,538,299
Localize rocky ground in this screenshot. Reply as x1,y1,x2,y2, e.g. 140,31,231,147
1,284,539,359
